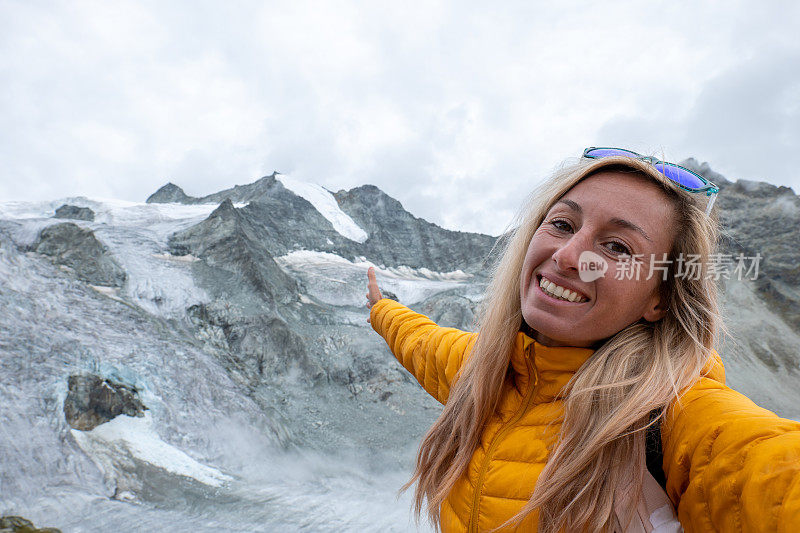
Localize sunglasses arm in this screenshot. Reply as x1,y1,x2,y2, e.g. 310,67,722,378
705,193,717,216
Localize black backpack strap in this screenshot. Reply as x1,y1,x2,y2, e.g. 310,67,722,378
645,410,667,490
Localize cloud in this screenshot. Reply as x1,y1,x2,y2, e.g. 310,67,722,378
597,43,800,190
682,47,800,184
1,1,799,235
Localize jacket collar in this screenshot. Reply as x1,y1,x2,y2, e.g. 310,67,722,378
510,331,596,401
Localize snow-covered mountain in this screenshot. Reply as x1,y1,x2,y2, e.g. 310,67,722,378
1,166,798,531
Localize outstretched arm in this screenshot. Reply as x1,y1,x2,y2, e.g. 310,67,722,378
366,267,476,404
661,358,800,531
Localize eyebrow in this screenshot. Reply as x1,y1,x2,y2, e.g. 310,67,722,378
553,199,653,242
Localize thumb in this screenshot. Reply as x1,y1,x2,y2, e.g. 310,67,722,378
367,266,382,303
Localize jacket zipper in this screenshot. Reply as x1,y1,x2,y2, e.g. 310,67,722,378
468,349,538,532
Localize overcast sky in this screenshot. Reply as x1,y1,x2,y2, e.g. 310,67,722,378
1,1,798,236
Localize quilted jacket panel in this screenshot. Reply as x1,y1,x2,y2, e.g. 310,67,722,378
370,298,800,532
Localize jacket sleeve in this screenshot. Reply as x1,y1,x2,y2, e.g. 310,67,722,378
661,353,800,532
369,298,477,405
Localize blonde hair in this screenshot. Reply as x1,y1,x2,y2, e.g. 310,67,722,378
401,156,723,532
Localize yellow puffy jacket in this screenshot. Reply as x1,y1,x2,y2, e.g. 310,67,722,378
370,298,800,532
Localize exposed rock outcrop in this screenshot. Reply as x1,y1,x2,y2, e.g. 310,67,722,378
54,204,94,221
168,199,300,305
381,290,399,302
0,516,61,533
333,185,497,274
145,182,191,204
147,173,284,205
187,302,324,382
31,223,126,287
681,158,800,332
417,290,478,331
64,374,147,431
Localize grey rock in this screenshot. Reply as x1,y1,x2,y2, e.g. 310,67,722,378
334,184,497,274
147,173,285,205
683,158,800,332
0,515,62,532
381,290,399,302
145,182,191,204
236,182,356,256
31,223,126,287
187,302,324,382
168,199,300,306
63,374,147,431
417,291,479,331
719,191,799,330
678,157,732,186
54,204,95,221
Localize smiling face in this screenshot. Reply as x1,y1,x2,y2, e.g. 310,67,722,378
519,170,678,347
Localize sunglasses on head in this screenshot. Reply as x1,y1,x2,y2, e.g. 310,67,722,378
582,147,720,215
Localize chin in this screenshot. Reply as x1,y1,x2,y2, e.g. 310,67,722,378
521,310,586,346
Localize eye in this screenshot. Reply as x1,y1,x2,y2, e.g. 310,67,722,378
549,218,573,233
604,240,632,256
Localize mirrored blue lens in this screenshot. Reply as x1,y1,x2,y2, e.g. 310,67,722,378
654,163,707,190
585,148,641,158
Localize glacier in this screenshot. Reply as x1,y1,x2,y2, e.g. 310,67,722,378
0,196,442,532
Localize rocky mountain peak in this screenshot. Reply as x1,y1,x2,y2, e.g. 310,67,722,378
210,172,282,204
730,179,796,198
678,158,731,186
145,182,190,204
208,198,238,219
144,172,284,205
334,184,408,223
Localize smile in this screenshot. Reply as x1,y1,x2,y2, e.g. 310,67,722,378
537,275,589,303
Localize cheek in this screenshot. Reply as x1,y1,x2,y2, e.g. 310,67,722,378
520,244,536,276
601,277,656,310
523,235,549,270
520,246,541,296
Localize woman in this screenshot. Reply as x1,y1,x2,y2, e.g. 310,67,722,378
365,149,800,532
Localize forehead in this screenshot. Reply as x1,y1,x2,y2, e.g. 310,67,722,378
554,171,676,243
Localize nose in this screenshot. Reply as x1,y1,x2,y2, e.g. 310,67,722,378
551,230,591,273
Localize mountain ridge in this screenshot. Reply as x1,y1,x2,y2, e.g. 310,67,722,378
156,174,498,277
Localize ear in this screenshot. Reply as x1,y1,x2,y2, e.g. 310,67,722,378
642,286,669,322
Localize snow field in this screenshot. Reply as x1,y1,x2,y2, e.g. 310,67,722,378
275,250,471,307
276,174,368,243
71,412,232,488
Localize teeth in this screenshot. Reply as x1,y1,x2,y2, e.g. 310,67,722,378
538,276,587,302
